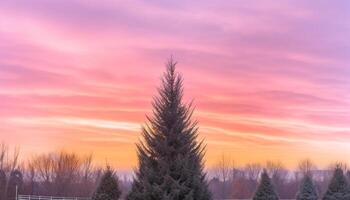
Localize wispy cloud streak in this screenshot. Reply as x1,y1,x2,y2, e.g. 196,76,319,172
0,0,350,169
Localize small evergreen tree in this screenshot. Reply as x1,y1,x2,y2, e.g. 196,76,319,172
253,170,279,200
296,174,318,200
7,170,23,200
92,167,121,200
127,59,212,200
0,170,6,200
323,166,350,200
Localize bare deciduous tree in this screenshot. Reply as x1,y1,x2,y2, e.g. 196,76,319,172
245,163,262,181
298,159,316,178
214,154,234,198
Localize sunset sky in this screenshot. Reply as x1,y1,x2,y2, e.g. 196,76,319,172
1,0,350,170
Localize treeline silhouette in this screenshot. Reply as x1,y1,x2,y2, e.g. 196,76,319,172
1,145,350,199
210,156,349,199
0,144,130,200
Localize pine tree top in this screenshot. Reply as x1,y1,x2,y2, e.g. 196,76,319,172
253,170,279,200
296,175,318,200
139,58,204,167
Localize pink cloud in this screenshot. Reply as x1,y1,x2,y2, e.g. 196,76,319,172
0,0,350,168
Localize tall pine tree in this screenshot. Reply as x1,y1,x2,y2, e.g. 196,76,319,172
323,166,350,200
92,167,121,200
127,59,212,200
253,170,279,200
296,175,318,200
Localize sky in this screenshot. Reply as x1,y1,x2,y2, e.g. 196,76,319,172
0,0,350,170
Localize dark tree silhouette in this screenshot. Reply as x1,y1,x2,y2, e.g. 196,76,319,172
7,170,23,200
296,175,318,200
127,59,212,200
323,166,350,200
253,170,279,200
0,170,6,200
92,167,121,200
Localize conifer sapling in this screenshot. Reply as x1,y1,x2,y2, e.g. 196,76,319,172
253,170,279,200
92,167,121,200
296,174,318,200
323,165,350,200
